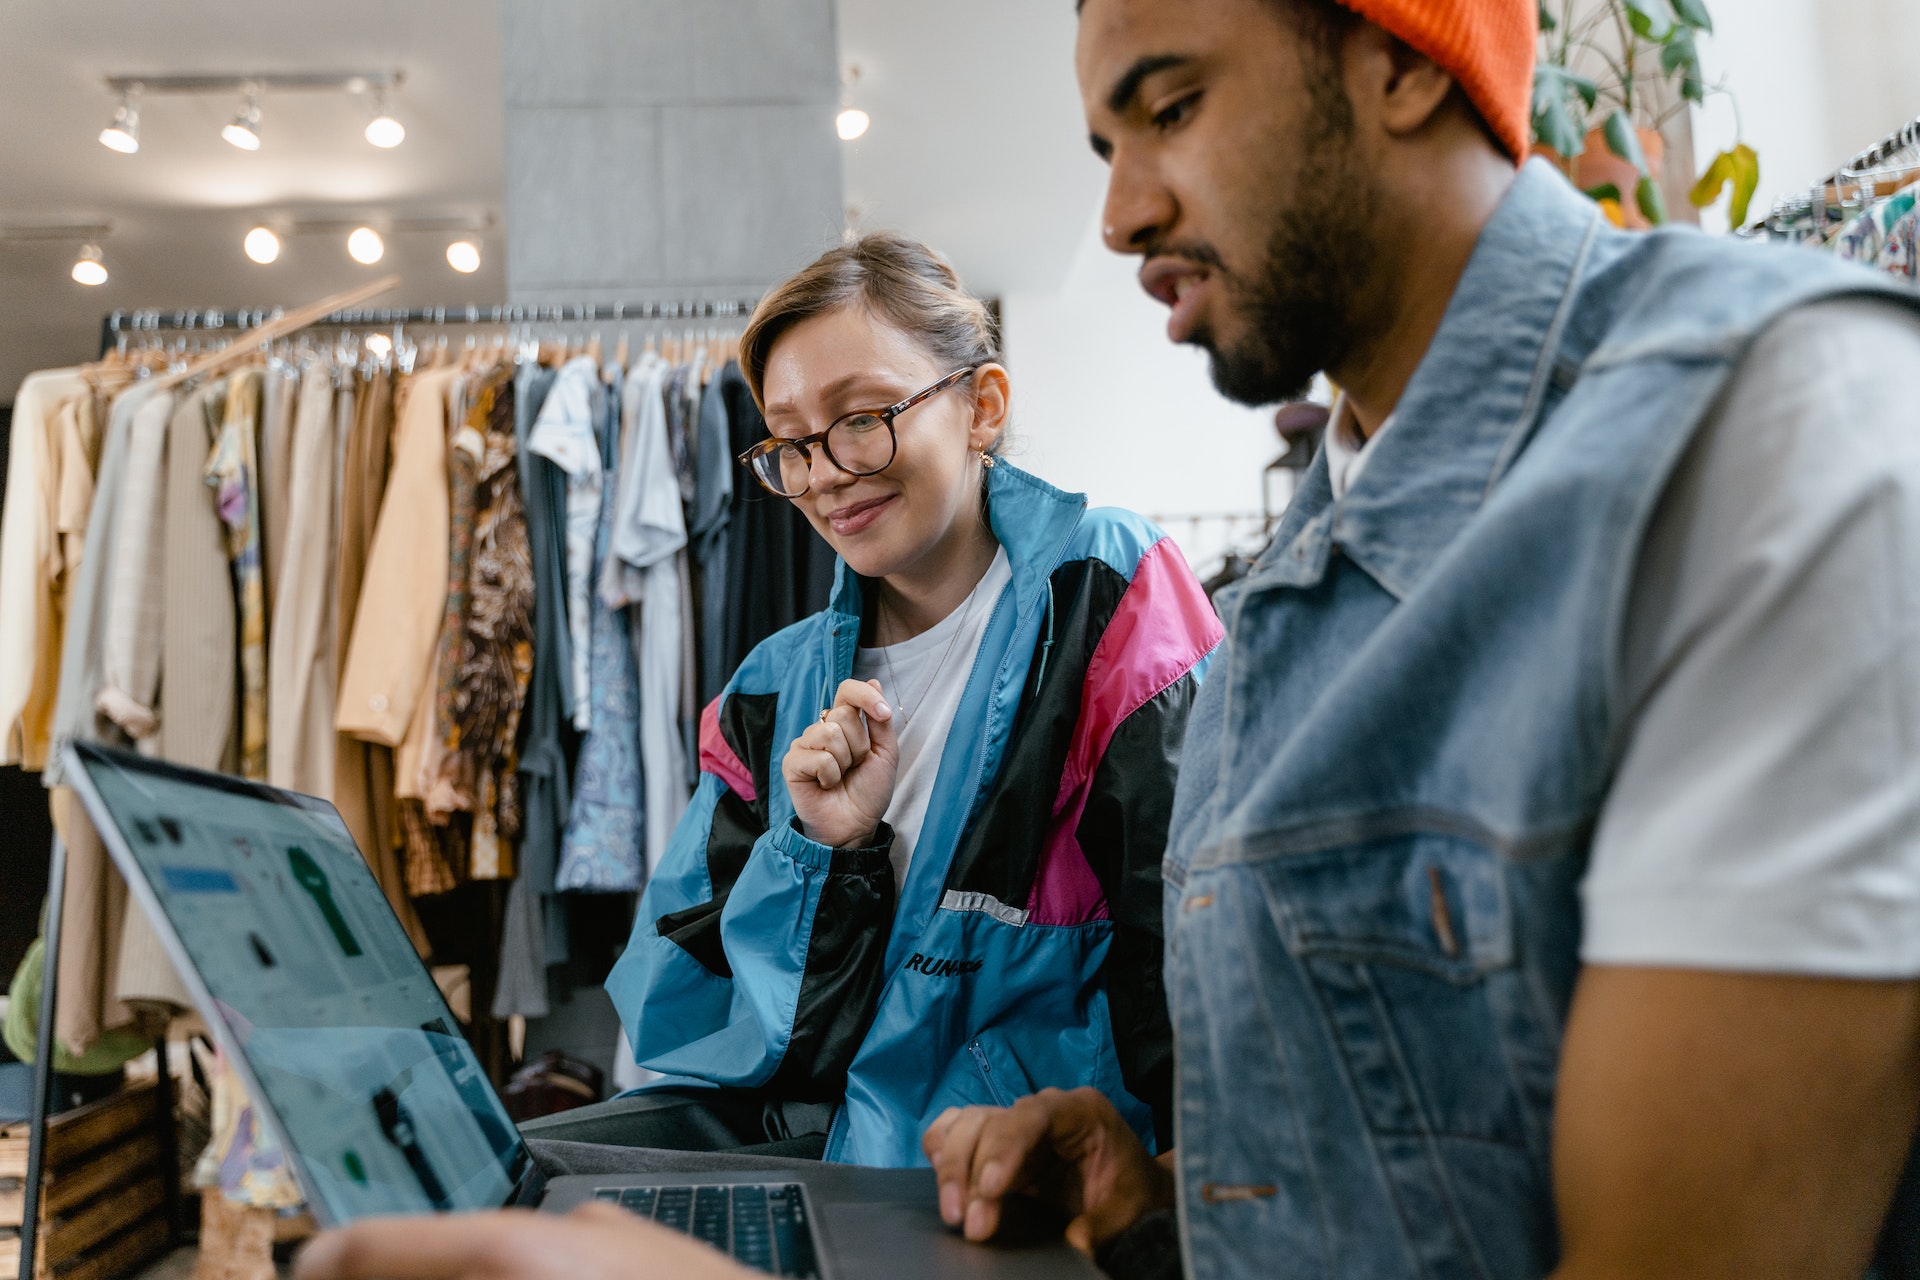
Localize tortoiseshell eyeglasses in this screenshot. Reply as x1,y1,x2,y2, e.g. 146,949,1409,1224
737,367,977,498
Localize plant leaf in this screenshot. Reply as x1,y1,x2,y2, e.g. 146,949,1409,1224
1585,183,1624,203
1636,174,1669,225
1728,143,1760,226
1661,28,1706,101
1531,66,1591,157
1602,110,1649,174
1623,0,1675,41
1689,150,1735,207
1670,0,1713,31
1538,1,1558,33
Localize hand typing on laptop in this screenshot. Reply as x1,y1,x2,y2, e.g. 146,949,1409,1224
295,1202,759,1280
921,1087,1173,1255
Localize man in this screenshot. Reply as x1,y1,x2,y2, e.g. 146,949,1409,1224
299,1,1920,1278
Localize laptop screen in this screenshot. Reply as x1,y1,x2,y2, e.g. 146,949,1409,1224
71,743,529,1222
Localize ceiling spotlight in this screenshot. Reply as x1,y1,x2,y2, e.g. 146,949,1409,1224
222,89,263,151
98,91,140,154
243,226,281,264
346,226,384,264
835,107,869,142
445,240,481,273
71,244,108,286
364,87,405,148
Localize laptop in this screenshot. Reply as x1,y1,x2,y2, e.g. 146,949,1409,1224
65,741,1098,1279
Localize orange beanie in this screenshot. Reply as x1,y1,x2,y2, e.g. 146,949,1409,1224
1333,0,1537,164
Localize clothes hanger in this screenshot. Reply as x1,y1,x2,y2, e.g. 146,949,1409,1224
144,275,399,394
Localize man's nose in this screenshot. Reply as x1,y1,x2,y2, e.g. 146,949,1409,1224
1101,148,1176,255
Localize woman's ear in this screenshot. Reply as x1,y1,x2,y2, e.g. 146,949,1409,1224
968,363,1011,453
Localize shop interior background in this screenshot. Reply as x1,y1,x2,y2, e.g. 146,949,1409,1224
3,0,1917,573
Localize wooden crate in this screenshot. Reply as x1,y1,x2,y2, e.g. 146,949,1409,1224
0,1080,174,1280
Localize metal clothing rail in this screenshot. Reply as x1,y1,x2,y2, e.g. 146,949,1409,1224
104,297,761,335
1748,112,1920,235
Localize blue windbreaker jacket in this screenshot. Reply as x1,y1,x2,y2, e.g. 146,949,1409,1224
606,461,1223,1165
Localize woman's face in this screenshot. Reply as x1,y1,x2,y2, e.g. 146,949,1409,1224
759,304,1007,580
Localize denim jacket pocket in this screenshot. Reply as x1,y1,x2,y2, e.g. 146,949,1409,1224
1260,830,1544,1149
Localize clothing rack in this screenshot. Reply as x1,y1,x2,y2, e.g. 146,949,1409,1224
103,297,761,338
1748,113,1920,235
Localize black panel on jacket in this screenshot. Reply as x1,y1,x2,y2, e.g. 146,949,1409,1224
944,558,1129,903
654,691,780,976
1075,675,1197,1150
766,821,899,1102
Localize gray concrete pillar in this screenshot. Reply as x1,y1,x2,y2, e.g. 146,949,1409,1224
500,0,846,307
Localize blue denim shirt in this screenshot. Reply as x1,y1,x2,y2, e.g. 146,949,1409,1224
1164,161,1920,1279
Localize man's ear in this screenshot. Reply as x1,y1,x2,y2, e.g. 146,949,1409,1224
1348,22,1456,141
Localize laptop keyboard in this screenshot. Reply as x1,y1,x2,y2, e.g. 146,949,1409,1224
594,1183,820,1278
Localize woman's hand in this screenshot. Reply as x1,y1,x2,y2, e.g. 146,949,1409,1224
782,678,899,849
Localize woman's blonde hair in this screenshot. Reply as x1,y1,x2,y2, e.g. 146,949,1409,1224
740,232,1002,433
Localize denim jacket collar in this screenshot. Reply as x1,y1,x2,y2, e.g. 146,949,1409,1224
1262,161,1604,602
826,459,1087,624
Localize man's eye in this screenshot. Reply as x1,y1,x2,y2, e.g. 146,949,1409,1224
1153,93,1200,131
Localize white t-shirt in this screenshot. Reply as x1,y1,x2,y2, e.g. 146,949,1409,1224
852,547,1013,892
1330,298,1920,978
1583,298,1920,976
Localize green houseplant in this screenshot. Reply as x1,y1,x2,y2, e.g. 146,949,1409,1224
1531,0,1759,228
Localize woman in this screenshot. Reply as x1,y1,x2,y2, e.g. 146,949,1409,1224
588,233,1222,1167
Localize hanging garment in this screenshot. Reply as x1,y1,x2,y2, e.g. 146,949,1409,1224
258,362,299,617
338,365,458,751
93,377,176,745
44,382,166,1052
690,370,733,708
606,355,689,874
431,367,534,884
0,368,86,769
528,356,604,733
1878,205,1919,281
331,367,427,952
715,361,835,680
205,369,269,780
556,366,645,894
46,382,165,787
159,382,238,773
496,361,566,1020
266,364,342,794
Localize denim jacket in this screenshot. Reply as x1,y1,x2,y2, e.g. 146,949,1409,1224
1164,161,1920,1279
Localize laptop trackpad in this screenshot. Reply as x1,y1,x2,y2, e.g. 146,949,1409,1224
816,1201,1101,1279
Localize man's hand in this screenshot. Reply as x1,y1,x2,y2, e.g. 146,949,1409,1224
783,678,898,849
922,1086,1173,1254
294,1203,757,1280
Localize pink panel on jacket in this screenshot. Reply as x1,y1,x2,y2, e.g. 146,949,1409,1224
699,696,757,802
1026,537,1224,926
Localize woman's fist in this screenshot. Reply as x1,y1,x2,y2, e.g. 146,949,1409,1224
782,678,899,849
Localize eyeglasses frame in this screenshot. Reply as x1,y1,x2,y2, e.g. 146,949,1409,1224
737,366,979,497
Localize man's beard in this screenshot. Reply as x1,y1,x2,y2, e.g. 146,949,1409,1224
1197,86,1377,406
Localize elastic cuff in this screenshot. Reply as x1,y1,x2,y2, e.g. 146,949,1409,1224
774,817,894,875
1093,1207,1181,1280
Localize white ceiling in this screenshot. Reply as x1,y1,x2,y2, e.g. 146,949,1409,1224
0,1,1104,397
0,1,508,395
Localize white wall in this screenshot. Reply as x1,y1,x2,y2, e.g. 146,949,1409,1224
1689,0,1920,232
1000,213,1294,576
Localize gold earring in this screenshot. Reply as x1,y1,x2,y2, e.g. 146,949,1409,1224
979,449,996,469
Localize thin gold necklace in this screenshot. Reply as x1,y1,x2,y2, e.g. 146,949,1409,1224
876,573,989,729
